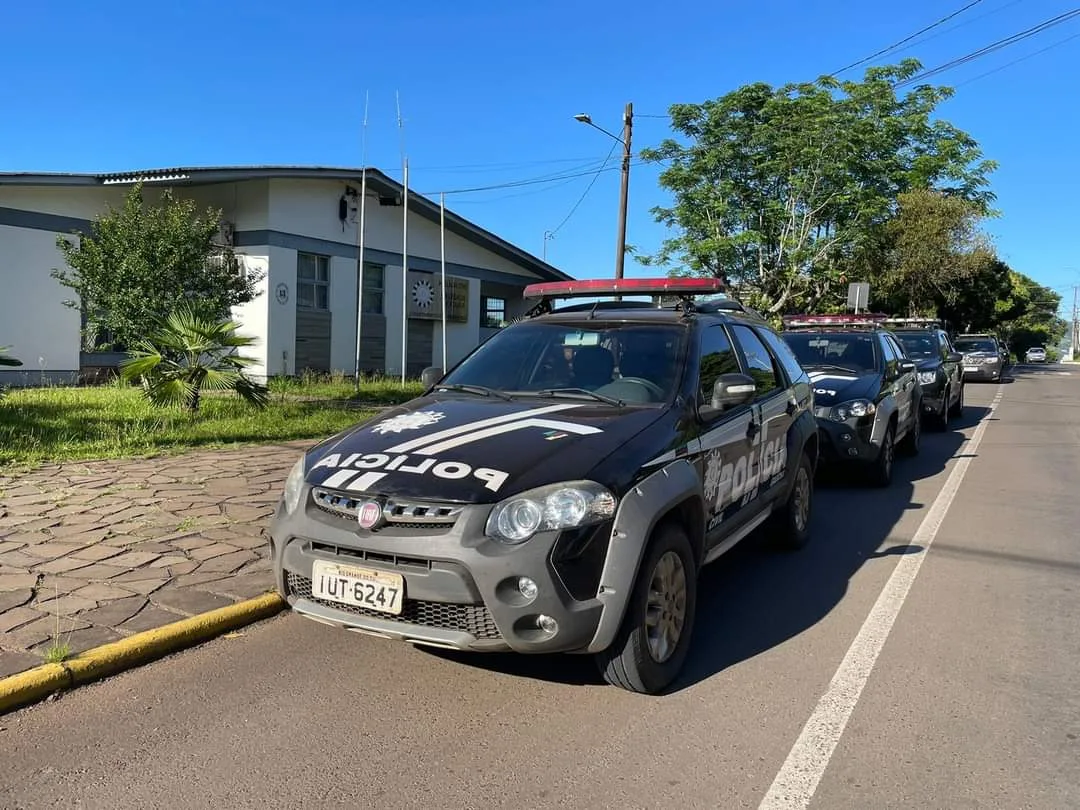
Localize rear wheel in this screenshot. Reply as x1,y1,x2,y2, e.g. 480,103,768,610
932,387,950,430
595,522,698,694
772,453,814,550
949,383,964,417
899,407,921,456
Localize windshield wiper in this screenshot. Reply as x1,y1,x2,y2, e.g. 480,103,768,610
805,363,861,374
535,387,624,407
433,383,513,401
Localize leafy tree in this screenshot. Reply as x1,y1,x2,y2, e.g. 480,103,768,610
935,257,1013,333
52,183,264,352
119,306,269,414
641,60,996,314
994,273,1067,358
875,189,993,317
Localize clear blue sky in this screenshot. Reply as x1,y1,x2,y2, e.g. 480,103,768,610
3,0,1078,318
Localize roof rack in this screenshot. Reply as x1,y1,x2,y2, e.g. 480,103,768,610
883,317,944,330
522,277,725,317
781,313,889,331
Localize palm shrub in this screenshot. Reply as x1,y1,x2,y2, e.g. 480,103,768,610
119,307,269,413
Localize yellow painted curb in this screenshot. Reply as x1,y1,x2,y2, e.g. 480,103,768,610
0,590,286,715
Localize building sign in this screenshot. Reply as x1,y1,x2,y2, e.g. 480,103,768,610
275,283,289,305
407,271,469,323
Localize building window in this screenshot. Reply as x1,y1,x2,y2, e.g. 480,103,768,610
482,296,507,328
361,263,384,315
297,252,330,310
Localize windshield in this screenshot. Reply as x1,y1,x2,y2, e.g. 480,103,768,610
954,338,997,353
895,333,938,359
781,332,879,373
438,321,687,404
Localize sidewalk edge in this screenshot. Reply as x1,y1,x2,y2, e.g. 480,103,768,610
0,590,286,715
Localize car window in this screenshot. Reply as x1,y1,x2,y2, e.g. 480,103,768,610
954,338,998,353
895,332,937,359
782,332,879,374
438,320,687,402
730,324,782,397
880,333,899,375
697,324,741,405
756,325,806,384
886,335,908,360
937,332,952,357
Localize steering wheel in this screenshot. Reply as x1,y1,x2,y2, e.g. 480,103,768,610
615,376,666,399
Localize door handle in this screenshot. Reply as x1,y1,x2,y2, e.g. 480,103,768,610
786,398,797,415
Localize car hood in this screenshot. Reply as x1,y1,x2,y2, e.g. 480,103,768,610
804,369,879,407
961,350,1000,360
912,357,942,372
302,395,667,503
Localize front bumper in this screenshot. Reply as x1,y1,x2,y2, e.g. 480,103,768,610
918,380,946,416
961,362,1002,381
269,487,607,655
813,410,879,465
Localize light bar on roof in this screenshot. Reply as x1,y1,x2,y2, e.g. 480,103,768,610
522,277,725,300
782,313,889,329
883,317,943,328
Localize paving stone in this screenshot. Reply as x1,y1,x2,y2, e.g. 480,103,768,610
170,570,235,588
2,626,53,651
197,550,257,574
0,588,33,612
70,563,129,581
69,544,124,562
17,613,92,640
0,531,52,546
165,561,200,576
0,540,28,554
0,573,39,591
152,586,234,616
108,576,169,596
0,606,45,633
59,528,112,545
80,596,148,627
0,650,44,677
223,533,269,550
34,625,123,656
149,555,189,569
0,550,44,568
108,551,162,569
12,518,64,531
75,583,138,601
108,522,151,535
34,594,99,616
189,543,239,561
23,542,93,561
203,575,275,600
118,604,185,633
223,504,273,522
36,556,95,574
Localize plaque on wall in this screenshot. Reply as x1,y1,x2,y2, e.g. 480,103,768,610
406,271,469,323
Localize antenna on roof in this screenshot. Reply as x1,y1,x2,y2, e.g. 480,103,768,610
354,90,371,393
397,90,409,384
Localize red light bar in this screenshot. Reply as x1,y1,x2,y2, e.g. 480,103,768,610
523,277,725,300
782,313,889,328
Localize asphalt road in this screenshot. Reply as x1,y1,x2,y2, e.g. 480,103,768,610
3,364,1078,810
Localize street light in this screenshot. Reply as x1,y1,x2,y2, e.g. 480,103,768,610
574,102,633,280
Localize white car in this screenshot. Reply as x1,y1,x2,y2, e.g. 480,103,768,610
1025,347,1047,363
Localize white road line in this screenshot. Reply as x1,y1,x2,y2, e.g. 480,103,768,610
757,385,1006,810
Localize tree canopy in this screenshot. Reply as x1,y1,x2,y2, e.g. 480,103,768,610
52,184,264,352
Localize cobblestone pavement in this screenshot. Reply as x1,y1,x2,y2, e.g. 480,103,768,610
0,441,313,678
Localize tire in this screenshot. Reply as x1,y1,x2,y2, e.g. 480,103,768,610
949,382,964,418
595,522,698,695
870,422,896,487
772,452,814,550
899,406,921,457
932,387,950,431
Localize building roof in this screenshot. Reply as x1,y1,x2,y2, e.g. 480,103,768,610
0,165,572,282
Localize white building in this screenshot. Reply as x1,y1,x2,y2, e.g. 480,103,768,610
0,165,570,385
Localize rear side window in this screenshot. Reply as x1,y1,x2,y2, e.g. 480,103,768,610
697,325,740,404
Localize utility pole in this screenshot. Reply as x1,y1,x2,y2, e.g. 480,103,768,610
615,102,633,280
1072,284,1079,362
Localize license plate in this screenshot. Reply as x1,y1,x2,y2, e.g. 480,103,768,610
311,560,404,615
964,366,979,372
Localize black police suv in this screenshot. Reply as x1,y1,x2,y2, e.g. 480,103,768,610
780,315,923,487
884,318,965,429
269,278,819,695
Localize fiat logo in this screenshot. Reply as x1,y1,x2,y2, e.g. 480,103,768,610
357,501,383,530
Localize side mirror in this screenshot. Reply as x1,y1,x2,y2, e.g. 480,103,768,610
898,359,917,373
946,351,963,363
420,366,444,389
700,373,756,419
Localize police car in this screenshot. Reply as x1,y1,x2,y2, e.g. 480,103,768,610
780,314,923,487
884,317,965,429
269,277,819,695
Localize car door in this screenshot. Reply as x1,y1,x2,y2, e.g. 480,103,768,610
692,323,761,547
884,333,917,431
938,331,961,397
729,323,794,511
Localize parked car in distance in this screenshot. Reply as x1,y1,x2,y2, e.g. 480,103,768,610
953,334,1005,382
1025,346,1047,363
269,277,822,695
883,318,965,429
780,313,922,487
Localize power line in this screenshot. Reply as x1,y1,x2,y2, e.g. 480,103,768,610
952,29,1080,87
895,7,1080,87
550,140,621,236
417,159,652,197
869,0,1026,61
411,155,613,173
830,0,986,77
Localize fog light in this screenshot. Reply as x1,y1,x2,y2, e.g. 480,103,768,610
536,614,558,634
847,447,859,457
517,577,538,601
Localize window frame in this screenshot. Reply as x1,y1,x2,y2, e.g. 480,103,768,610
360,262,385,315
481,296,508,329
297,252,330,311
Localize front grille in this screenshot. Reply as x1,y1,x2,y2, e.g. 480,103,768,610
286,572,501,640
312,488,463,531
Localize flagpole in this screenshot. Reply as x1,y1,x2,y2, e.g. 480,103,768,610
440,191,447,371
400,157,409,384
353,90,370,393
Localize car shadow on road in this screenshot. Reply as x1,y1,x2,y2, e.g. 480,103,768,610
425,405,991,693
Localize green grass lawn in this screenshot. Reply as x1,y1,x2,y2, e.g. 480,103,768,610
0,385,386,467
268,371,426,404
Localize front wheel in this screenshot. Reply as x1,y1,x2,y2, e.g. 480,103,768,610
870,422,896,487
949,383,964,417
595,523,698,694
899,406,921,456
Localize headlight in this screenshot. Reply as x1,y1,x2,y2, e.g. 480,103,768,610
485,481,617,545
829,399,876,422
917,371,938,386
283,456,306,515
